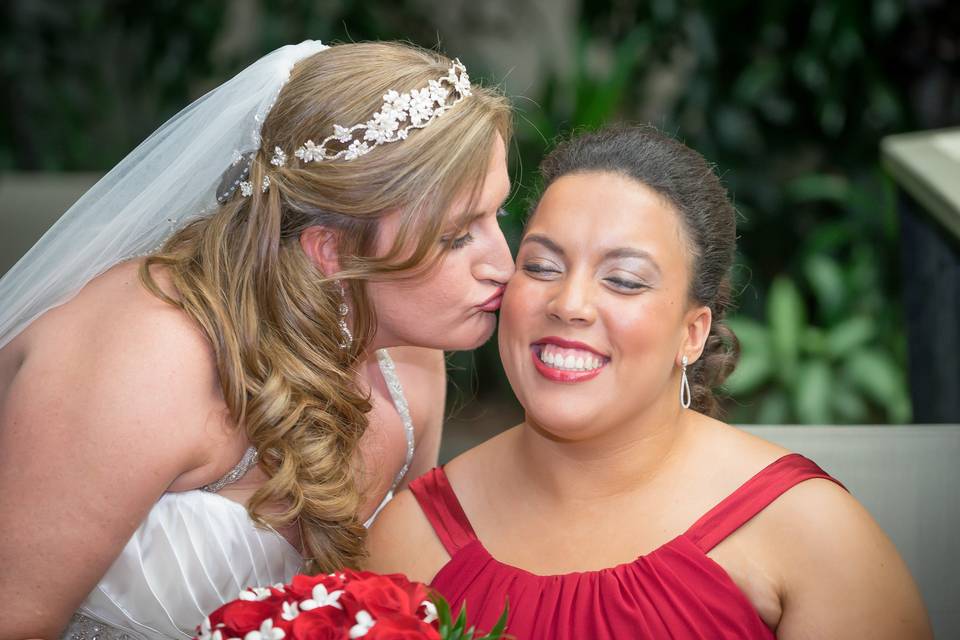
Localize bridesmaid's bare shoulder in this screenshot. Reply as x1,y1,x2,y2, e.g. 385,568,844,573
682,412,793,483
365,486,449,583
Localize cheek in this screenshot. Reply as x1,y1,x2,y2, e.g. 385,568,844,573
499,277,538,335
498,278,542,382
391,255,470,307
608,291,686,368
367,252,487,343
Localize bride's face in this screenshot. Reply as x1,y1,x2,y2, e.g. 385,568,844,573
498,171,703,439
367,134,514,351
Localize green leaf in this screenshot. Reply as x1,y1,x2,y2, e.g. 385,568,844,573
727,316,769,351
803,221,855,256
756,389,791,424
803,254,846,320
434,593,458,637
843,349,911,422
733,58,781,105
824,316,876,359
793,360,833,424
724,348,771,396
803,326,826,356
767,277,806,384
572,26,649,128
452,605,469,636
830,380,869,423
476,599,509,639
724,316,771,395
785,173,850,204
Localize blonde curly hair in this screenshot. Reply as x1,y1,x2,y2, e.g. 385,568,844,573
141,41,512,572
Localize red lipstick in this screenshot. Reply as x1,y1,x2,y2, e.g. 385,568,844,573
531,348,605,383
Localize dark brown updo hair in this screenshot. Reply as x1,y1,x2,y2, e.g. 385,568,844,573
534,124,739,417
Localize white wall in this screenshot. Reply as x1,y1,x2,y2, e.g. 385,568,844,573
746,425,960,638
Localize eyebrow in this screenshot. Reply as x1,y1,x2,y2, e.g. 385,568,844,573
521,234,662,275
521,233,565,255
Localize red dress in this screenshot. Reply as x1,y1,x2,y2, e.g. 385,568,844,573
408,453,844,639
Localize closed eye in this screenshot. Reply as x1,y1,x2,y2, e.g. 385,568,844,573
522,262,561,277
605,277,648,291
450,232,474,250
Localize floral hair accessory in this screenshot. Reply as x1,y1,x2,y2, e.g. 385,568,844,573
294,59,472,163
227,58,472,201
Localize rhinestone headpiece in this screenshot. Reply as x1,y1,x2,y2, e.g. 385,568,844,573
227,59,472,201
294,59,472,164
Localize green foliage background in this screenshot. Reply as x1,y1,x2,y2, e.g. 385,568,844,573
3,0,955,423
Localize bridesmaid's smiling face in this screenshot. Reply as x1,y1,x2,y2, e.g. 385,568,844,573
498,171,710,439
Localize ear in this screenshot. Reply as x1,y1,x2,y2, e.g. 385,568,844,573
300,225,341,277
678,305,712,366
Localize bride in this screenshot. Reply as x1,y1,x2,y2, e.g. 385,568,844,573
0,41,513,639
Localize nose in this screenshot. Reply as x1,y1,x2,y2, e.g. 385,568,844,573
546,271,595,325
473,218,515,284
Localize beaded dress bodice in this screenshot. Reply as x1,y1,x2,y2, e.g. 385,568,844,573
62,350,415,640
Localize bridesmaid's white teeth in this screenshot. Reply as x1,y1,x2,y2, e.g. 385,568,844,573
536,344,606,372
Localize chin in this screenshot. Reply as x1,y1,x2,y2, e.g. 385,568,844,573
449,315,497,350
414,315,496,351
522,401,605,442
448,324,496,351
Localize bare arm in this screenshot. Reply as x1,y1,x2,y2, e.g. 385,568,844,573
773,480,932,639
0,313,220,638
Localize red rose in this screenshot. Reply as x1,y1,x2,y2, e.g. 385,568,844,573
383,574,431,608
365,613,442,640
220,599,279,634
290,572,348,598
341,575,430,619
291,604,350,640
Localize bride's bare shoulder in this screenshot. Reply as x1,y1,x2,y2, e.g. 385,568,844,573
6,260,226,474
24,260,214,374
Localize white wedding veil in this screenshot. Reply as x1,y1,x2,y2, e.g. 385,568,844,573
0,40,329,350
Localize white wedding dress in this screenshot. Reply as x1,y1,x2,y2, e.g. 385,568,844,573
61,350,416,640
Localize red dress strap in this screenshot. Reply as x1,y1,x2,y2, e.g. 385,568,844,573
408,467,479,556
685,453,846,553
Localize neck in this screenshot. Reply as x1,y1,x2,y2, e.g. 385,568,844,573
365,325,402,354
514,394,691,504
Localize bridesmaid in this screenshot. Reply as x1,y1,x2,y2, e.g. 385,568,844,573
366,125,932,639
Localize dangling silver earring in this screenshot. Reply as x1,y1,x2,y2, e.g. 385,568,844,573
336,281,353,350
680,355,692,409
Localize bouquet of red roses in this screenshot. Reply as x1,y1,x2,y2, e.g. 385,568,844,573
194,569,507,640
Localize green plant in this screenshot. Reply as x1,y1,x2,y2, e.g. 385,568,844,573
435,596,509,640
726,270,910,424
3,0,937,425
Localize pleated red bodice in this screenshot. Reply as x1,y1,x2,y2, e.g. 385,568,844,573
409,453,844,640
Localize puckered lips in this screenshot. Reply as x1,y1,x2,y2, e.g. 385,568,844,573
530,336,610,383
478,285,506,312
